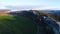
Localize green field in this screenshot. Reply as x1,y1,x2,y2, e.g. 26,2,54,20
0,16,37,34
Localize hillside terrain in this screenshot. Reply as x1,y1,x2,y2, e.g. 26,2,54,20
0,10,59,34
0,9,10,16
39,10,60,22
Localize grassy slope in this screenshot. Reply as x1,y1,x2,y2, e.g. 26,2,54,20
0,16,37,34
38,11,60,22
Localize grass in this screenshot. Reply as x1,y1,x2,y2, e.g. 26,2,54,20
0,16,37,34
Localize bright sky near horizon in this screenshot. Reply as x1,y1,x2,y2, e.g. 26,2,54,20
0,0,60,10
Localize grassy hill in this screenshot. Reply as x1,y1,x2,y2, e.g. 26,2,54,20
0,10,59,34
0,16,37,34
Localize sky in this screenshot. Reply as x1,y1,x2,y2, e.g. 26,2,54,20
0,0,60,10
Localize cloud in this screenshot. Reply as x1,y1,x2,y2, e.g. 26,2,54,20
0,2,60,10
32,5,60,10
5,4,45,10
0,0,60,10
0,4,8,9
0,2,45,10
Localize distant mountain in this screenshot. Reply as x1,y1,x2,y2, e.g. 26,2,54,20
1,9,59,22
0,9,10,16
